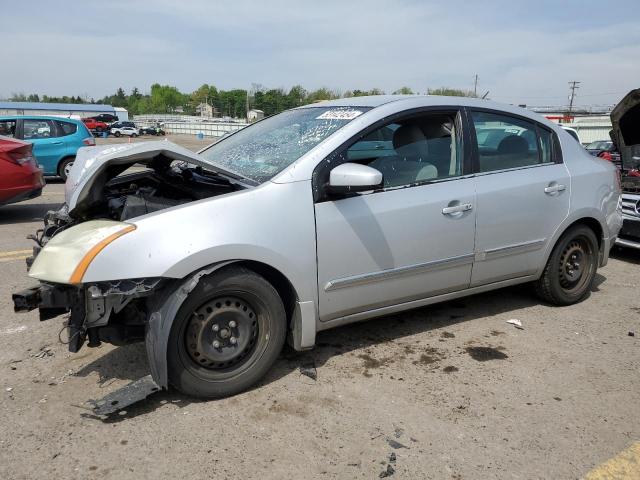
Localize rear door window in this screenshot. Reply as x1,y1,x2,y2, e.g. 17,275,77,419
56,121,77,136
22,119,57,140
471,111,555,172
0,120,17,138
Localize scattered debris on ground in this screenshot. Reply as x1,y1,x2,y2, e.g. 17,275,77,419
629,331,635,337
506,319,523,330
386,438,409,449
299,360,317,381
31,346,54,359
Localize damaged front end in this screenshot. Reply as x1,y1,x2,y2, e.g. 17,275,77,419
13,140,250,378
13,278,163,353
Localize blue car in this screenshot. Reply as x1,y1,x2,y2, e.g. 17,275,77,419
0,116,95,179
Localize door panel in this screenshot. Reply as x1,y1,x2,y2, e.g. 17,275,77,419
315,178,476,321
471,163,570,285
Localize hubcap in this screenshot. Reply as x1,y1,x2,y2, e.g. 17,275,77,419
185,296,258,370
64,162,74,177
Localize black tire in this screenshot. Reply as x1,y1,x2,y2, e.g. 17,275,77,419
114,131,121,137
132,133,138,138
167,266,286,399
535,225,599,305
57,156,75,181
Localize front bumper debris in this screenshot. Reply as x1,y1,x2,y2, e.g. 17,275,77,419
87,375,161,416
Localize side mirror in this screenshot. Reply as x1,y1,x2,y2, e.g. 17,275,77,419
328,163,383,194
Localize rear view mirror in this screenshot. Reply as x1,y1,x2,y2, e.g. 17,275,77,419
328,162,382,194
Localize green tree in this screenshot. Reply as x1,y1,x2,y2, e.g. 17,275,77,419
427,87,476,97
393,87,414,95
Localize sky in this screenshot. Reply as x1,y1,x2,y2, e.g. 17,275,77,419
2,0,639,107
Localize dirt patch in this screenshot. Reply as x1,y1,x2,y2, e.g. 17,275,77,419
442,366,459,373
358,353,394,369
465,346,508,361
412,346,445,366
441,331,456,339
490,330,506,336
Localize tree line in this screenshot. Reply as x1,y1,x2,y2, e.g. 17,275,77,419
6,84,477,118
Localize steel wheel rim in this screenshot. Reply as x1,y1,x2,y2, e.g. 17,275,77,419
64,161,74,177
185,296,259,370
558,237,593,293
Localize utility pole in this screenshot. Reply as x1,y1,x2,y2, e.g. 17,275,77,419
567,81,580,116
474,74,478,97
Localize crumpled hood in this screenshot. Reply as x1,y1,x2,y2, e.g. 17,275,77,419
65,140,216,213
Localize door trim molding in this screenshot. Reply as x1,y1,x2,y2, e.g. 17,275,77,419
324,253,475,292
481,238,546,260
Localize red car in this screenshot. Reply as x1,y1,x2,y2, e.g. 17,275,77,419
82,118,109,132
0,136,45,206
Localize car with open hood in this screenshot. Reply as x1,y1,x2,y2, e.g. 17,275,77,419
610,89,640,250
13,95,622,399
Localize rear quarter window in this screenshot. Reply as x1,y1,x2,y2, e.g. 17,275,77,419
56,121,77,136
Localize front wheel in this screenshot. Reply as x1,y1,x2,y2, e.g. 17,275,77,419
114,131,121,137
535,225,599,305
131,133,138,138
167,266,286,399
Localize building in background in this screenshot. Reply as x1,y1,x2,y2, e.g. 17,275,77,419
196,102,213,118
247,109,264,123
0,101,123,121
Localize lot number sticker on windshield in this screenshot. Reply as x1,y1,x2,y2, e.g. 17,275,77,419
316,109,364,120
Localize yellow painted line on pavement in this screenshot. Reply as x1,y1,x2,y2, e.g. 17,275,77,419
0,249,31,258
0,255,30,263
584,442,640,479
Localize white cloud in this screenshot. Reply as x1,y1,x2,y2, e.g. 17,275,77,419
1,0,639,106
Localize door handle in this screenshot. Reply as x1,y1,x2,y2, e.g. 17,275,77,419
442,203,473,215
51,141,63,145
544,184,566,194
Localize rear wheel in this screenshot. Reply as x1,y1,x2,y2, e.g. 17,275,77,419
535,225,598,305
167,266,286,399
58,157,75,181
131,133,138,138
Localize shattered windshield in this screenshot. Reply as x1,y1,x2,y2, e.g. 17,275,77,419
199,106,370,183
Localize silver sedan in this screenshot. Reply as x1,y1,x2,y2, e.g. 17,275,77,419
14,95,622,399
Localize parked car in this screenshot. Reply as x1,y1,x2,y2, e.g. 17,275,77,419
91,113,119,124
0,116,95,180
110,126,139,137
610,89,640,250
141,126,165,136
82,118,109,133
13,96,622,400
110,121,138,130
585,140,617,157
0,136,45,206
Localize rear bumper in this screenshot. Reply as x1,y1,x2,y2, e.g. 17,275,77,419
0,186,43,206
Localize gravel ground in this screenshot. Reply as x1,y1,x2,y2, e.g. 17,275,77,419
0,135,638,479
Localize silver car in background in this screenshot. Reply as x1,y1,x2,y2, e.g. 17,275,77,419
13,95,622,399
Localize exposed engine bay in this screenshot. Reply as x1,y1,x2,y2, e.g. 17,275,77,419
30,155,243,253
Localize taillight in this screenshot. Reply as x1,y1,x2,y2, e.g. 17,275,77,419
7,152,35,165
598,151,612,161
83,137,96,146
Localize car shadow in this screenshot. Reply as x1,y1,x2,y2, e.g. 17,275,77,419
77,281,587,421
610,246,640,265
0,202,62,225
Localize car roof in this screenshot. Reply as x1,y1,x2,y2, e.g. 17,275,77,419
296,94,553,125
298,94,514,110
0,115,83,124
